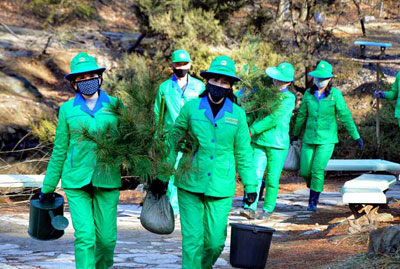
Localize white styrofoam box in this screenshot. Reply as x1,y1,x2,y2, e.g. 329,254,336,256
342,174,396,191
341,174,397,204
342,188,387,204
326,159,400,172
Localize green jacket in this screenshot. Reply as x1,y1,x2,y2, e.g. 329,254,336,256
384,72,400,118
250,90,296,149
293,87,360,144
154,74,205,131
42,90,122,193
168,96,257,197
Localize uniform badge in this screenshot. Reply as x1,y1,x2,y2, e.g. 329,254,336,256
225,117,238,125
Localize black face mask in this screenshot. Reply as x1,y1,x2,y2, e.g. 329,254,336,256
206,82,231,99
173,68,189,78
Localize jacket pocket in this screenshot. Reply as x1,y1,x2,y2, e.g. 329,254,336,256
70,145,75,168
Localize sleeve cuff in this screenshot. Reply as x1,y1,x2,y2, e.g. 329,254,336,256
244,185,257,193
353,133,361,140
41,185,56,194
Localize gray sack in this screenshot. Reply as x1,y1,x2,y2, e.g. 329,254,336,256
283,141,301,171
140,190,175,234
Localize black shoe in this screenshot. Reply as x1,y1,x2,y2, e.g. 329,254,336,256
307,190,320,212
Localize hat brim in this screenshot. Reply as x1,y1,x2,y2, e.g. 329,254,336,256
265,67,294,82
308,71,334,79
171,59,192,63
200,71,241,82
65,67,106,80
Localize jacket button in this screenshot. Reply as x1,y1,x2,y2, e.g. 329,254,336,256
210,156,214,160
214,124,217,127
207,173,211,176
211,139,215,143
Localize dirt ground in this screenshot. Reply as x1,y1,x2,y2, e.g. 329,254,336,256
1,175,399,268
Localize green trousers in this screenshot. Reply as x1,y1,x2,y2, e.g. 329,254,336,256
178,188,232,269
300,143,335,192
64,187,120,269
167,152,183,215
244,145,288,213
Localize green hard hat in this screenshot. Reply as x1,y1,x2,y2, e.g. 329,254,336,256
200,55,240,82
65,52,105,81
265,62,295,82
171,50,192,63
308,60,334,79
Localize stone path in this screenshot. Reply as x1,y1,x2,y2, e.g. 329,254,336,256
0,183,399,268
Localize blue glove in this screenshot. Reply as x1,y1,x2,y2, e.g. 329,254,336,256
244,192,257,206
373,91,385,99
356,138,363,150
39,192,55,203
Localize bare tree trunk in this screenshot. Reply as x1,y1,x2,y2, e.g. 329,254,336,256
128,33,146,54
379,0,384,18
300,0,308,22
352,0,367,36
305,65,314,90
276,0,286,21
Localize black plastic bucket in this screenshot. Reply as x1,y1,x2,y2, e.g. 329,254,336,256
230,223,275,269
28,192,69,241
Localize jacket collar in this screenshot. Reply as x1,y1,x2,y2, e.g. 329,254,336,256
172,74,193,91
73,89,110,116
314,90,326,101
198,96,233,124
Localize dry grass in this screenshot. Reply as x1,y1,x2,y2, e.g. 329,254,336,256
13,59,58,85
325,252,400,269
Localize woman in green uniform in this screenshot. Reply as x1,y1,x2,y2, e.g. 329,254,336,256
40,52,122,269
167,56,258,269
374,71,400,126
241,62,296,220
292,61,363,212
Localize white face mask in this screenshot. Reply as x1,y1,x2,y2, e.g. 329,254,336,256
314,78,330,89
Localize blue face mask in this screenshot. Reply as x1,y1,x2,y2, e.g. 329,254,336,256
77,77,100,95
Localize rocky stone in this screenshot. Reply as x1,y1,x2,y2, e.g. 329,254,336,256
302,229,321,235
368,225,400,254
0,71,42,99
0,243,19,251
134,254,180,264
114,262,144,267
29,261,75,269
215,258,229,266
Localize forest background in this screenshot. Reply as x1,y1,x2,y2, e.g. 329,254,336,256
1,0,400,179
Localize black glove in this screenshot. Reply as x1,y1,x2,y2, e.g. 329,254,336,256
244,192,257,206
149,179,168,197
290,136,299,145
39,192,55,203
356,138,363,150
